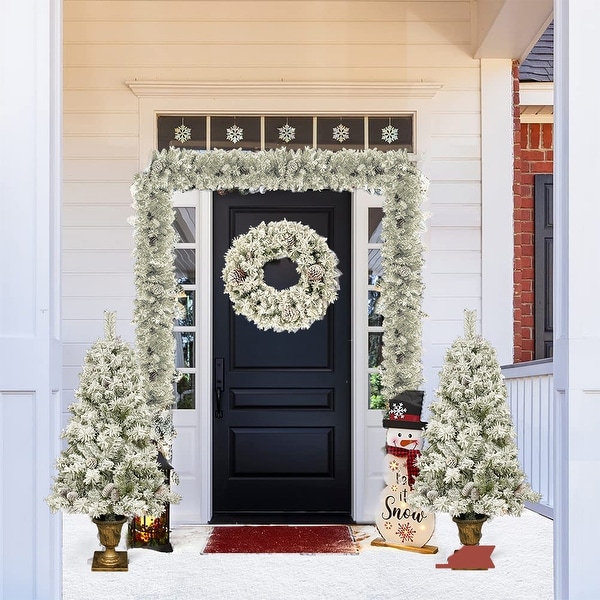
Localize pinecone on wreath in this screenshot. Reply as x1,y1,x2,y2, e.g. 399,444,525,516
228,267,247,285
307,264,325,282
283,232,296,253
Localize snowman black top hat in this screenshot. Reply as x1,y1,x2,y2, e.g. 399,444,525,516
383,390,427,430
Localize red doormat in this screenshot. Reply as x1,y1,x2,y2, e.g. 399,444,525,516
202,525,358,554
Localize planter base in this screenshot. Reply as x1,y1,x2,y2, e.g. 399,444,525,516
452,515,488,546
92,516,128,572
92,550,128,572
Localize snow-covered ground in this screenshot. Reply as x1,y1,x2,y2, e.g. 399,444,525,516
63,509,553,599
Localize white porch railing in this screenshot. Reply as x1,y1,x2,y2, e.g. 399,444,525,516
502,359,554,518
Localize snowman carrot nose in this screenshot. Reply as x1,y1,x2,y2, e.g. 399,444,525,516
400,439,418,447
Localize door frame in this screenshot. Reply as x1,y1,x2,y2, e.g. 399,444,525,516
170,188,378,523
188,188,373,524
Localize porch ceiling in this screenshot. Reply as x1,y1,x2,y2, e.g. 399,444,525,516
473,0,553,61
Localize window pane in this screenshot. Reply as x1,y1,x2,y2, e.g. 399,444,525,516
368,208,383,243
175,249,196,284
174,207,196,243
265,116,313,149
175,373,195,409
176,290,195,327
211,116,261,151
157,116,207,151
368,248,383,285
369,372,384,410
368,290,383,326
317,117,364,150
175,332,195,368
368,116,414,152
368,332,383,368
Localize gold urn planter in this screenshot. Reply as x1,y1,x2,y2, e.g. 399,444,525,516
452,514,488,546
92,516,128,571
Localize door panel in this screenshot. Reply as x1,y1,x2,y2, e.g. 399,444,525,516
212,190,351,523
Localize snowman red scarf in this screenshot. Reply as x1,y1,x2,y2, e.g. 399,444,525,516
386,445,421,489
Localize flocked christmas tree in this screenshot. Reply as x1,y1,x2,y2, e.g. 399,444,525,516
46,312,179,520
409,310,539,519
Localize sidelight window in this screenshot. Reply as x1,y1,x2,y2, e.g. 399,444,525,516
173,204,198,409
367,206,384,409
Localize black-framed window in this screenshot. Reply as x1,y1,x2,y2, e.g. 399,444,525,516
157,114,414,152
534,174,553,359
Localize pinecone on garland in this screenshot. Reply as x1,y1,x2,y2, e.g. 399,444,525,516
151,159,164,174
228,267,247,285
307,264,325,282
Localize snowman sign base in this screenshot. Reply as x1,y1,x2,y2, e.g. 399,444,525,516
371,537,438,554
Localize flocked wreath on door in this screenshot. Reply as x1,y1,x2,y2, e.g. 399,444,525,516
130,147,427,452
222,219,341,333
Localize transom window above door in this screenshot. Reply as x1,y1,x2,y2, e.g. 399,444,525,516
158,115,414,153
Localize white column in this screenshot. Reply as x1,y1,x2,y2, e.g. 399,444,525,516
0,1,62,598
480,59,514,363
554,1,600,597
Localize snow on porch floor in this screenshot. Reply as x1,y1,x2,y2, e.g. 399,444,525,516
63,509,553,600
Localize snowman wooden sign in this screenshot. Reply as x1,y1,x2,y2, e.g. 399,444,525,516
373,391,437,554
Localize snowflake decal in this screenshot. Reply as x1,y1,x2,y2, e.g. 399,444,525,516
332,123,350,143
397,522,416,543
226,124,244,144
278,123,296,143
388,459,400,472
391,484,398,492
381,124,399,144
174,124,192,143
384,521,393,530
391,403,407,419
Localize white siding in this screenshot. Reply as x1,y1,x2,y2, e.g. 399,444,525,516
62,0,507,522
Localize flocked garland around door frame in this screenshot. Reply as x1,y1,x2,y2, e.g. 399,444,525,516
130,147,427,453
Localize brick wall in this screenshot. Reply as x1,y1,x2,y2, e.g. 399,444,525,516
513,62,554,362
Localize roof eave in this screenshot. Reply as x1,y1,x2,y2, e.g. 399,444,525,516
474,0,553,60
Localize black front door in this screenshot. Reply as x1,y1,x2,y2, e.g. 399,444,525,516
212,190,351,523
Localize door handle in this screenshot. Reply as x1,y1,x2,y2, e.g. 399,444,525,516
214,358,224,418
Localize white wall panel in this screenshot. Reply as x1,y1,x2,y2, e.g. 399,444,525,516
426,181,481,204
62,228,134,251
63,251,134,273
63,158,140,182
428,228,481,251
63,181,135,204
63,113,138,135
62,273,136,297
63,136,139,159
62,296,134,321
426,250,480,273
62,205,133,227
427,204,480,228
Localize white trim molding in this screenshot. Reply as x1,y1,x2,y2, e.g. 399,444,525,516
480,59,514,364
126,81,443,101
126,80,440,175
520,82,554,123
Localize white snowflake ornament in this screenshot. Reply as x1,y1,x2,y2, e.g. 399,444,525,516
390,402,407,419
278,123,296,143
332,123,350,143
226,124,244,144
174,123,192,143
381,124,399,144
